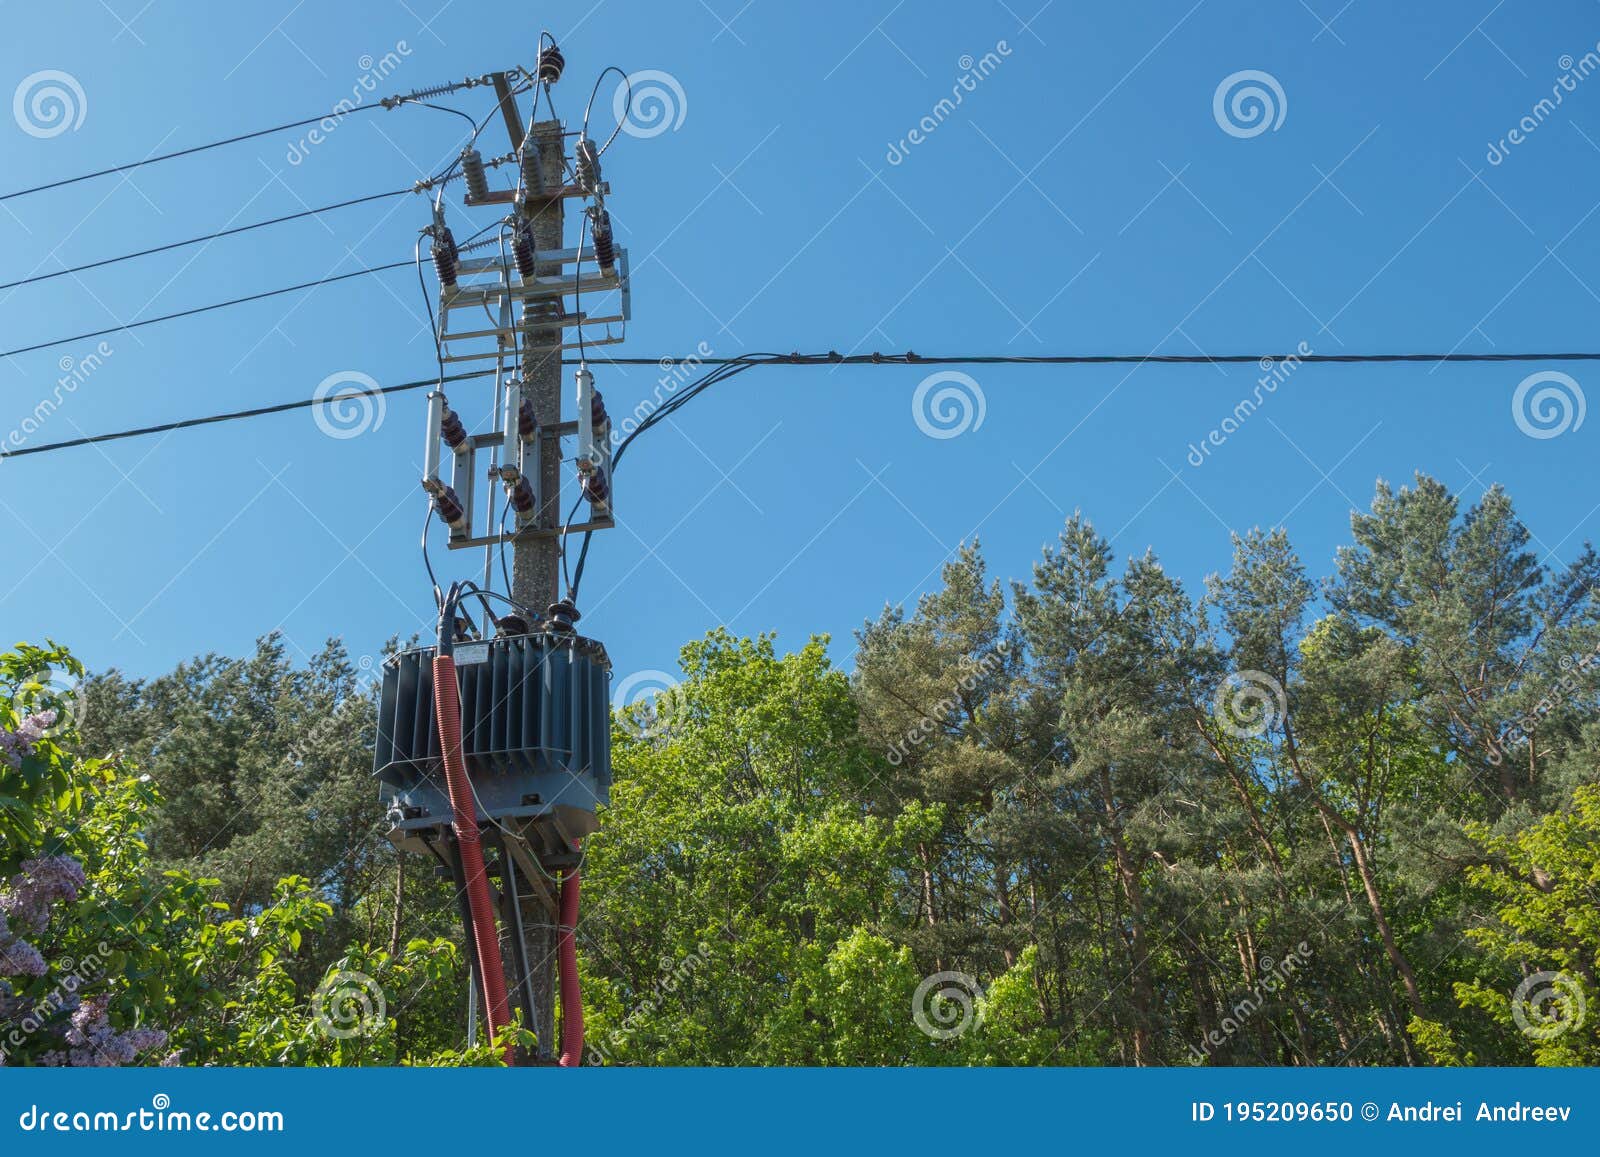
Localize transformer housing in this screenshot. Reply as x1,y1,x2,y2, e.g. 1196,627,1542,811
373,630,612,858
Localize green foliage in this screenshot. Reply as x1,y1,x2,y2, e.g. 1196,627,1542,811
1,645,487,1067
1430,786,1600,1066
0,640,85,857
10,470,1600,1067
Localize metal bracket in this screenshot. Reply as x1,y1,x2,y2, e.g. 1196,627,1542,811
439,247,630,365
442,421,614,549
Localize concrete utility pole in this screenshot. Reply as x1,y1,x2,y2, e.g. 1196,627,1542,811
499,116,567,1063
512,118,568,615
402,50,627,1069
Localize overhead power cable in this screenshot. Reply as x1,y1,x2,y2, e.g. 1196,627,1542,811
0,368,499,458
0,107,387,203
0,187,413,291
0,260,415,359
0,72,520,204
6,348,1600,464
582,351,1600,367
4,221,505,361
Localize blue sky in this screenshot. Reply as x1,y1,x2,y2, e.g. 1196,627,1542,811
3,0,1599,694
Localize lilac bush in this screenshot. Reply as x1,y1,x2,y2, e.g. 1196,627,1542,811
0,855,167,1067
0,709,56,769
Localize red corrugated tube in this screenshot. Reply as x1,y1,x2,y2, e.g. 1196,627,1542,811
432,653,514,1065
557,853,584,1066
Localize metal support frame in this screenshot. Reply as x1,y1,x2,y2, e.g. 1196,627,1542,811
437,419,614,549
438,245,630,365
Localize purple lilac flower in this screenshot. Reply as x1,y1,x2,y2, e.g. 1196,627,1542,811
0,710,57,769
0,937,46,978
0,855,87,933
56,993,167,1066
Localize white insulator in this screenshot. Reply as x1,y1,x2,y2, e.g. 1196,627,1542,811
519,139,542,194
461,148,489,200
575,136,601,194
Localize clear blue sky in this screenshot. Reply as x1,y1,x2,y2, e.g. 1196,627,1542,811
4,0,1599,692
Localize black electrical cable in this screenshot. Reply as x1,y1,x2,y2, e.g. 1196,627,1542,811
582,351,1600,367
498,494,515,599
414,234,446,387
0,259,414,360
0,187,414,292
564,357,863,602
0,106,389,203
0,366,500,459
559,491,586,595
402,99,479,131
422,504,442,612
574,207,590,360
582,66,632,158
0,70,526,204
10,349,1600,464
457,581,541,624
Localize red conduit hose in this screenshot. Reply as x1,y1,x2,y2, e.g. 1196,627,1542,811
432,654,514,1065
557,853,584,1066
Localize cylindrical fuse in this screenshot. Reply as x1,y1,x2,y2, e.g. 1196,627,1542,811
574,365,597,473
500,378,523,481
422,391,445,494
